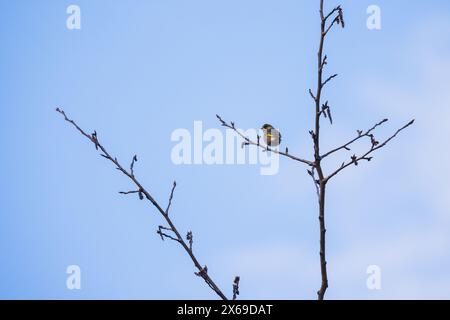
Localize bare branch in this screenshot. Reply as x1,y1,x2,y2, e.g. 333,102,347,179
321,119,389,159
321,74,338,88
130,155,138,177
324,6,345,36
319,101,333,125
216,115,314,167
324,5,342,22
326,119,415,181
56,108,229,300
165,181,177,215
157,226,180,243
186,231,193,251
120,189,144,201
119,190,139,195
232,276,240,300
309,89,317,101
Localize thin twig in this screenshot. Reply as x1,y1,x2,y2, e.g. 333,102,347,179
216,115,314,167
232,276,240,300
321,74,338,88
321,119,389,159
326,119,415,181
157,226,180,243
130,155,138,177
324,6,341,22
165,181,177,215
119,190,140,195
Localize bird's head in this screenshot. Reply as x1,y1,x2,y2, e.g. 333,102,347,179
261,124,274,130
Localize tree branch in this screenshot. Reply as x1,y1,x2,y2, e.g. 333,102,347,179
165,181,177,215
326,119,415,181
321,73,338,88
232,276,240,300
120,189,145,200
157,226,180,243
216,115,314,167
56,107,230,300
314,0,330,300
324,6,345,36
130,155,138,177
321,118,389,159
324,6,341,22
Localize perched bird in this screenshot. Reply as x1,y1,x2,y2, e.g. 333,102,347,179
261,124,282,147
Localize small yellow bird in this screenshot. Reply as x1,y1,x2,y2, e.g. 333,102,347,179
261,124,282,147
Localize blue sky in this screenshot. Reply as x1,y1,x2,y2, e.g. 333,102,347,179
1,0,450,299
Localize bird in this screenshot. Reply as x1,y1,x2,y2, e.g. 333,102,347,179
261,124,282,147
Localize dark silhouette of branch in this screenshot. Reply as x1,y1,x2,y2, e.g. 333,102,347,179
157,225,180,243
321,118,389,159
56,107,232,300
216,0,414,301
165,181,176,215
216,115,314,167
326,119,415,181
119,190,140,195
186,231,193,251
320,101,333,125
324,5,341,22
313,0,334,300
232,276,240,300
130,155,138,177
321,73,338,89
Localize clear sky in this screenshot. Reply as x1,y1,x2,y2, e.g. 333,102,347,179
1,0,450,299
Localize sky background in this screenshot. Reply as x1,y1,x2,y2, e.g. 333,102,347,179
1,0,450,299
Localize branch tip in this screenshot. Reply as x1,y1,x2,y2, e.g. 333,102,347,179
232,276,240,300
